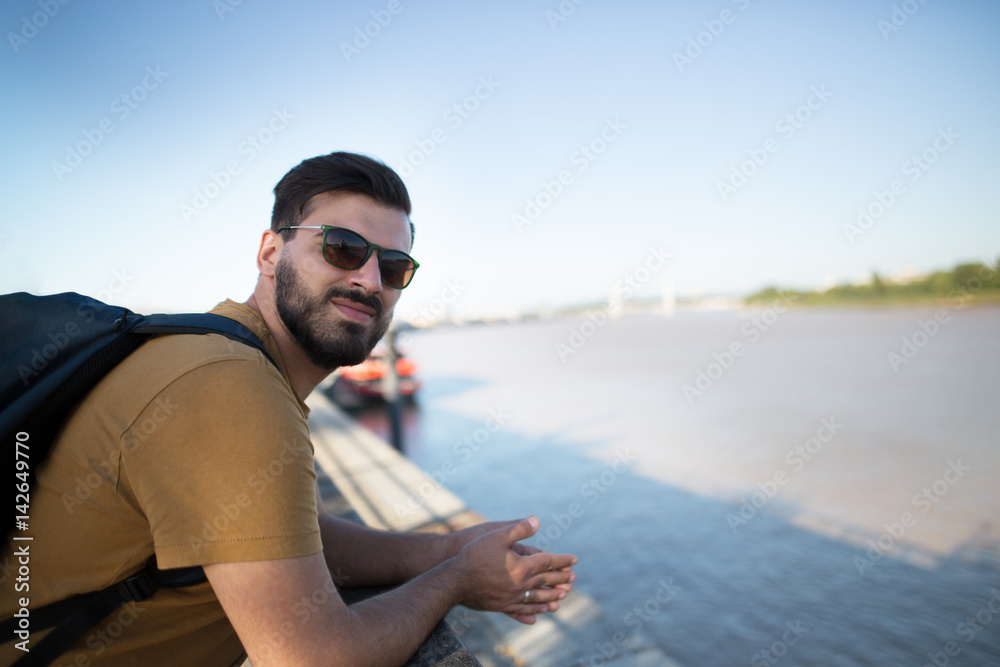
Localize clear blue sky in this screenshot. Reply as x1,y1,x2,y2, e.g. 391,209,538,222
2,0,998,320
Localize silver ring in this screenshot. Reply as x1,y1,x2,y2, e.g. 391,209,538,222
523,590,531,603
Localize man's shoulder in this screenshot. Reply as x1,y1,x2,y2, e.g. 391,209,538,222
132,329,276,381
132,299,277,381
85,328,289,427
144,328,274,367
76,300,304,433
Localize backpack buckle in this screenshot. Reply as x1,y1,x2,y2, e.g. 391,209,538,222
118,569,159,602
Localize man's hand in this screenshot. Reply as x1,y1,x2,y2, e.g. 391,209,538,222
450,517,577,624
507,540,576,624
313,505,578,626
446,518,578,624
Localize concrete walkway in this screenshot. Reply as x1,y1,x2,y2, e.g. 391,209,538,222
306,393,684,667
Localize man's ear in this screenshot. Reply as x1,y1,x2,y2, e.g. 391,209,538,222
257,229,282,277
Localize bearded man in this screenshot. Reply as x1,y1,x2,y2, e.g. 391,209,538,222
0,152,577,666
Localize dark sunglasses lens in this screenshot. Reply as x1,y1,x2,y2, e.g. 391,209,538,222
323,229,369,269
379,252,416,289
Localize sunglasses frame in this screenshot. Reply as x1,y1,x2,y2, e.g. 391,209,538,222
276,225,419,289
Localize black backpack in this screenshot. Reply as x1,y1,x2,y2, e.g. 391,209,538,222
1,292,277,666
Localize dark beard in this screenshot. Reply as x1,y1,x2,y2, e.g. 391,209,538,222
274,257,391,370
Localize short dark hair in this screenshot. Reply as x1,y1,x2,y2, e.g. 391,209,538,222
271,152,414,246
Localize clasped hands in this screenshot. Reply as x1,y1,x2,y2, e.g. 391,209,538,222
446,516,578,625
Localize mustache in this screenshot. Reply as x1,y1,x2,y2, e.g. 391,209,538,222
324,286,385,318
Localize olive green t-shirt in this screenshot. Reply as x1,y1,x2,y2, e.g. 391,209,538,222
1,300,323,665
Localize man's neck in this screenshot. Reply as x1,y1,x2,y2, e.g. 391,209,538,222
244,292,332,402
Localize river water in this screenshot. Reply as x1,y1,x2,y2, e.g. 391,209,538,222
354,304,1000,666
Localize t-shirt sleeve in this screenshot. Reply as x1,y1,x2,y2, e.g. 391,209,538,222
119,357,322,569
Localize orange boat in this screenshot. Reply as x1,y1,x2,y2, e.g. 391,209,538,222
327,348,420,408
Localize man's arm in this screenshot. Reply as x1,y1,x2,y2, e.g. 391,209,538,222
204,517,576,666
312,484,451,587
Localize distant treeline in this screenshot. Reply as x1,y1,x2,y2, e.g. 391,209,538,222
746,258,1000,305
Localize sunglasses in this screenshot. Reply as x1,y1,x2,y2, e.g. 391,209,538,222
277,225,419,289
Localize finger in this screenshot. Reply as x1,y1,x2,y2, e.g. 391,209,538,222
505,516,539,545
499,590,566,618
529,569,577,589
513,545,577,591
522,588,566,605
479,519,520,533
508,613,538,624
503,602,557,616
460,519,519,548
511,542,541,556
523,551,577,573
521,557,578,585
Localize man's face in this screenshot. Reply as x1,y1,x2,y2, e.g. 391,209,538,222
273,191,411,371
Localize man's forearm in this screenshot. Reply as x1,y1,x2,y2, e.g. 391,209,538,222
206,549,467,667
338,559,464,666
318,513,453,586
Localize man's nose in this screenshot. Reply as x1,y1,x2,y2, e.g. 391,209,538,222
348,252,384,293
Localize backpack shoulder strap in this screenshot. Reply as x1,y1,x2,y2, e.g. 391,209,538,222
130,312,278,369
2,557,205,666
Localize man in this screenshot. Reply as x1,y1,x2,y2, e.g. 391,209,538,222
0,152,577,665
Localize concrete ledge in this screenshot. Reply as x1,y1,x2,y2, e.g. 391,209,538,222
308,393,484,534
